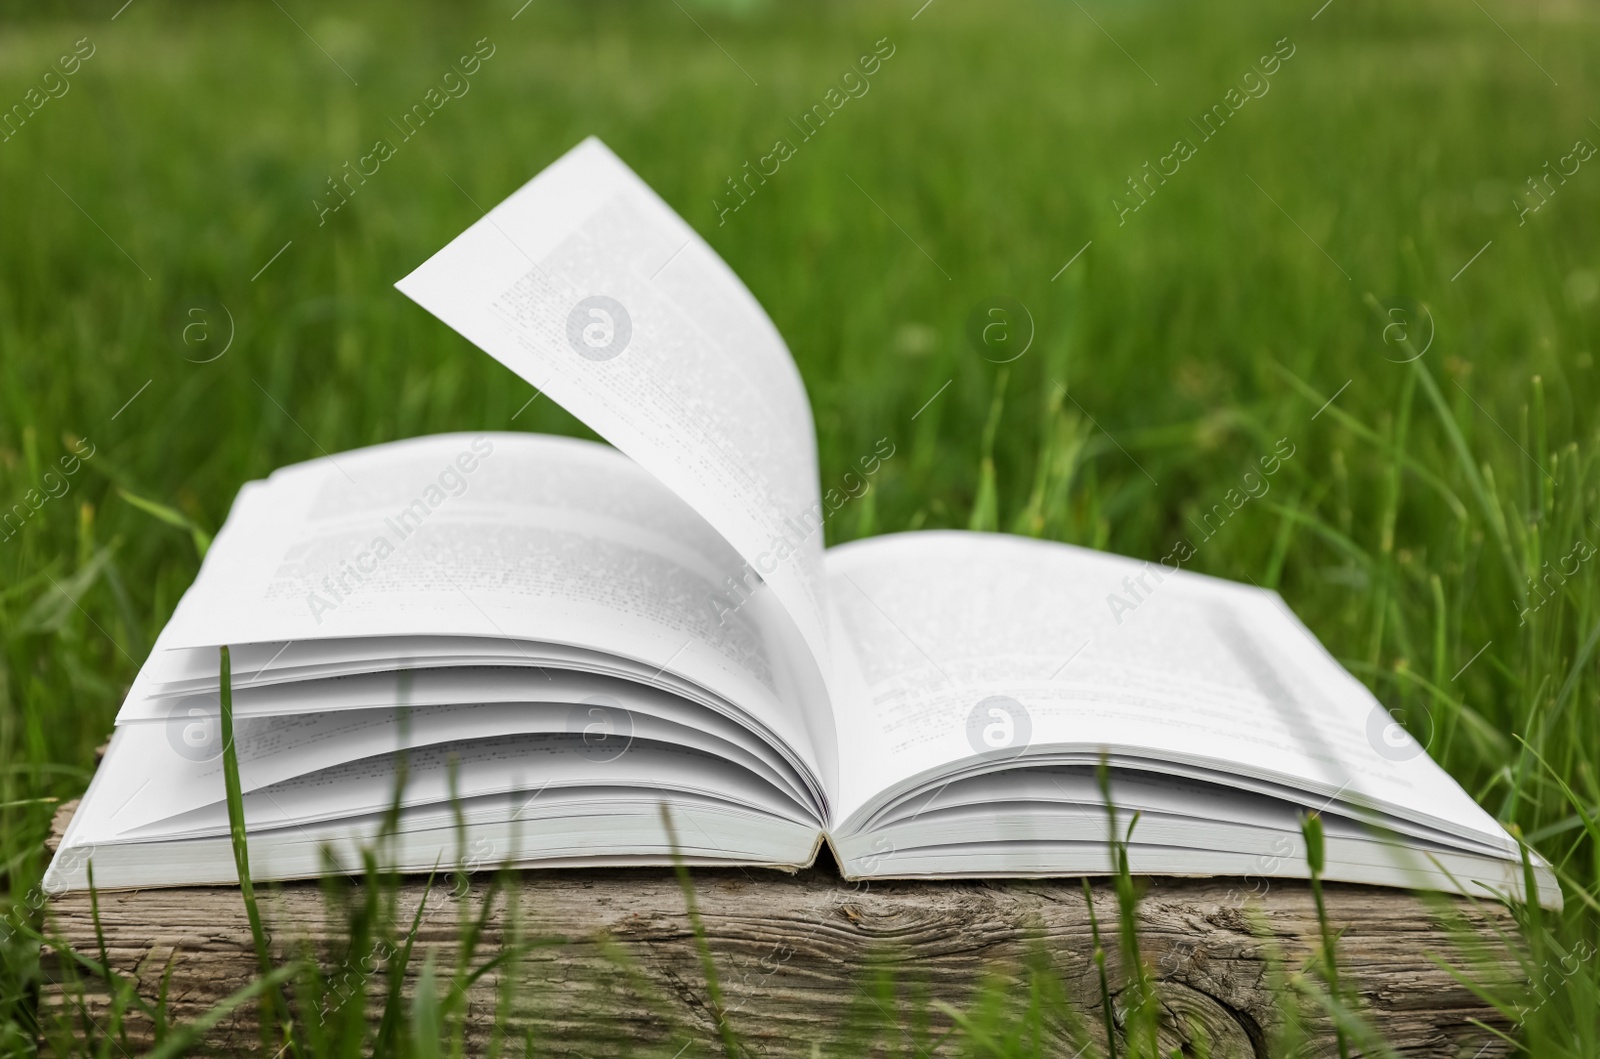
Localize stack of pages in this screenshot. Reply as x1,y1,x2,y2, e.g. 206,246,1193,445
46,139,1556,907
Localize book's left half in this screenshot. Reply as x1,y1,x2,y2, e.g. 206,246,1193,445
45,433,827,890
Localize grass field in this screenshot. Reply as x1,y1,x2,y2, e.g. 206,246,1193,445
3,0,1599,1053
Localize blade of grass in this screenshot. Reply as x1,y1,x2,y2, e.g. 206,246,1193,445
660,803,742,1059
1300,811,1350,1059
115,487,212,559
218,644,295,1054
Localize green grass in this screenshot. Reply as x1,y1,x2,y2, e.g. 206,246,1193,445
2,0,1599,1053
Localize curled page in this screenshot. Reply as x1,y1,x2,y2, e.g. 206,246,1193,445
395,139,829,677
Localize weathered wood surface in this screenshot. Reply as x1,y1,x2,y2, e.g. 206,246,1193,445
39,801,1521,1057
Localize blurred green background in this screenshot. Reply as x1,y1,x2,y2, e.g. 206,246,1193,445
2,0,1598,1051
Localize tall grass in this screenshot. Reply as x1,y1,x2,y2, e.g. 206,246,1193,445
3,0,1599,1052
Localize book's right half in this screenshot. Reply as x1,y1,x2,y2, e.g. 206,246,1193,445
822,530,1558,908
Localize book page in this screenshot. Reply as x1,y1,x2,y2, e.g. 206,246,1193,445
824,531,1509,850
79,720,811,843
393,138,833,700
149,734,806,838
148,433,820,777
96,697,815,840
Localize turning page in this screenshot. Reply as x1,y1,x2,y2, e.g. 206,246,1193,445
394,139,831,685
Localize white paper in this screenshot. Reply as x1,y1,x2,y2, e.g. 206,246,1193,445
145,432,820,776
393,139,834,704
119,667,813,803
824,531,1511,852
91,701,816,841
72,716,813,847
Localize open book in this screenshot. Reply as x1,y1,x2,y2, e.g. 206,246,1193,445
47,139,1557,908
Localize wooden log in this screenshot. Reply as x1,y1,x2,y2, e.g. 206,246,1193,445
37,800,1520,1056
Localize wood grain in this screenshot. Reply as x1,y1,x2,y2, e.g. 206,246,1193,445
37,800,1521,1056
